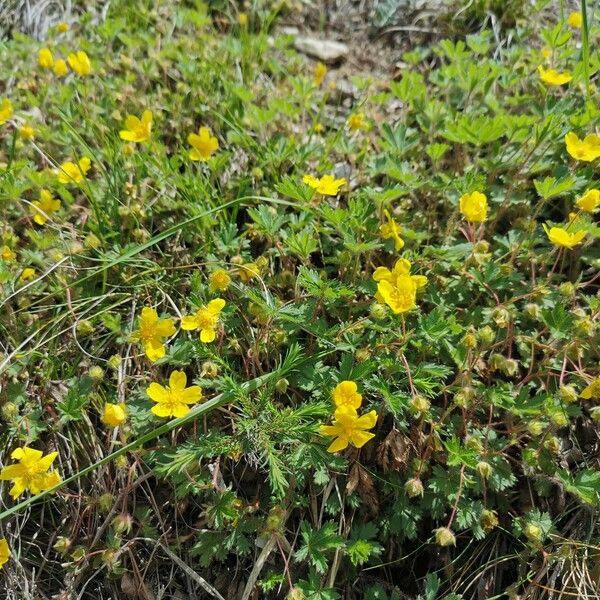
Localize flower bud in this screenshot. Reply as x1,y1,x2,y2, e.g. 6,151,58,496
434,527,456,547
53,536,72,555
108,354,121,370
76,319,95,336
405,478,424,498
527,420,545,436
480,509,498,531
544,436,561,454
559,385,578,404
454,386,474,408
473,240,489,254
355,348,370,362
112,513,133,535
410,395,430,413
524,523,542,543
462,332,477,348
275,378,289,394
266,506,285,532
589,407,600,421
98,493,115,513
478,325,495,345
88,366,104,381
369,302,387,320
492,307,511,328
84,233,102,250
477,461,493,480
550,411,568,427
559,282,575,298
465,436,483,452
489,353,505,371
201,361,219,378
1,402,18,422
502,358,519,377
524,303,541,319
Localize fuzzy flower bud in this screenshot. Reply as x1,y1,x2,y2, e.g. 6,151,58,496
434,527,456,547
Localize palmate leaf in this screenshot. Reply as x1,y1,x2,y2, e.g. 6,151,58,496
295,521,344,574
533,175,576,200
557,469,600,505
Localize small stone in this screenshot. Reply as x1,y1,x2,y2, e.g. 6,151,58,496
294,36,349,63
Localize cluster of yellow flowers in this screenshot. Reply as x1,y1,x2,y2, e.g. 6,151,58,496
38,48,91,77
320,381,377,453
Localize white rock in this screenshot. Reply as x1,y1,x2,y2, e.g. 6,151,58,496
293,36,349,62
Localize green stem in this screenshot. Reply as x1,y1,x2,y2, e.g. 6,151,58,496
581,0,591,103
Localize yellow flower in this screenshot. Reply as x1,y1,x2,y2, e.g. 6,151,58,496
101,403,127,427
209,268,231,292
181,298,225,343
1,245,16,262
238,12,248,26
303,174,346,196
319,405,377,453
314,123,325,133
188,126,219,161
0,98,13,124
57,21,70,32
53,59,69,77
57,156,91,184
38,48,54,68
19,123,35,140
237,262,260,283
31,189,61,225
130,307,176,362
373,258,427,315
542,47,552,60
67,51,91,75
580,378,600,400
576,189,600,212
314,62,327,86
332,380,362,410
537,65,572,86
20,267,36,282
119,110,152,143
567,11,582,28
459,191,488,223
0,538,9,569
0,446,62,499
565,132,600,162
147,370,202,418
348,112,365,131
380,209,404,251
543,224,587,249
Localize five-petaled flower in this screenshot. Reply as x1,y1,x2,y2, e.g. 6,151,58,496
332,380,362,410
119,110,152,143
314,62,327,86
565,132,600,162
543,224,587,249
0,446,62,499
19,124,35,140
181,299,226,343
101,403,127,427
188,126,219,161
0,538,9,569
580,378,600,400
576,189,600,213
1,246,16,262
380,209,404,251
348,112,365,131
38,48,54,68
0,99,12,124
147,370,202,418
303,174,346,196
130,307,176,362
209,269,231,292
53,59,68,77
320,405,377,453
31,189,61,225
373,258,427,315
67,51,92,75
57,157,91,184
459,191,488,223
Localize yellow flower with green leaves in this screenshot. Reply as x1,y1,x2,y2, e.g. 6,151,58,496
20,267,36,282
567,11,582,28
303,174,346,196
537,66,572,86
101,403,127,427
181,299,225,343
0,446,62,499
31,189,61,225
576,189,600,212
0,98,13,124
347,112,365,131
380,209,404,251
67,50,91,75
57,21,70,32
147,371,202,418
119,110,152,143
19,123,35,140
565,132,600,162
1,246,16,262
130,307,176,362
373,258,427,314
0,538,9,569
543,224,586,249
57,157,91,184
332,380,362,410
459,191,488,223
188,126,219,161
320,405,377,453
38,48,54,68
209,269,231,292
